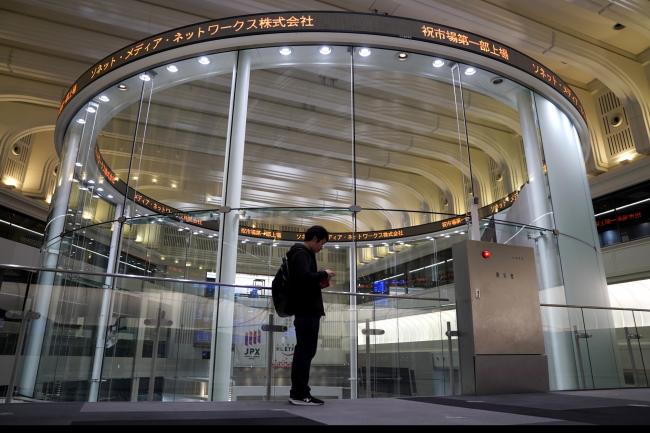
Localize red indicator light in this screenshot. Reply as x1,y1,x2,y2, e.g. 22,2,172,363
481,250,491,259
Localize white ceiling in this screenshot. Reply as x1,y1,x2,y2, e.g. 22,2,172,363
0,0,649,220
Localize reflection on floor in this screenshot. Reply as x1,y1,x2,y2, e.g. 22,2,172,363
2,388,650,425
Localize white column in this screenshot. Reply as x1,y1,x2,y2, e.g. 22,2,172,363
515,90,579,390
533,94,622,388
88,203,123,401
209,51,251,401
18,125,82,396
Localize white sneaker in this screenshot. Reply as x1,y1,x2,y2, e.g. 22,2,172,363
288,395,324,406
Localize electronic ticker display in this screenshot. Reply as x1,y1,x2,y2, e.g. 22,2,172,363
59,12,585,119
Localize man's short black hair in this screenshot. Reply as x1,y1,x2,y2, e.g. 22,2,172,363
304,225,329,242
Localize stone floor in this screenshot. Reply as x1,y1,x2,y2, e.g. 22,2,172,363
1,388,649,425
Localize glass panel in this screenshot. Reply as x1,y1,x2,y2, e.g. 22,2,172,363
34,271,106,400
611,309,648,387
580,308,626,388
632,310,650,386
244,46,353,208
0,268,33,397
540,305,592,390
100,277,216,402
352,48,461,218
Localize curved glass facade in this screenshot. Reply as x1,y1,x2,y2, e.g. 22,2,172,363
22,36,613,401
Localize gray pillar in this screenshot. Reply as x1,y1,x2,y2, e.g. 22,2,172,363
533,94,622,388
18,125,82,396
88,203,123,401
514,90,578,390
209,51,251,401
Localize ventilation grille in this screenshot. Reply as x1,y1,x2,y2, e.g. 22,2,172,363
597,91,635,158
1,135,32,187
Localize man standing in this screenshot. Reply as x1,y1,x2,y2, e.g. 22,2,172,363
287,225,335,406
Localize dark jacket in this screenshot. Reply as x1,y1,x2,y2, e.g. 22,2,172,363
287,243,328,317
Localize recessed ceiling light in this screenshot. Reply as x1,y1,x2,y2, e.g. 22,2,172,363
139,73,151,81
613,22,625,30
279,47,292,56
76,118,86,124
98,95,110,102
132,176,138,180
464,67,477,76
107,194,113,199
319,46,332,55
397,52,408,60
75,162,83,167
166,65,178,72
117,83,128,91
86,106,96,113
151,178,157,183
358,47,371,57
432,59,445,68
198,56,210,65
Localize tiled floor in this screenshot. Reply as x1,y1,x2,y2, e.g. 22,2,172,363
1,388,649,425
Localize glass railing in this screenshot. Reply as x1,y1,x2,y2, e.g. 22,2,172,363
0,264,453,402
2,264,649,403
539,303,650,390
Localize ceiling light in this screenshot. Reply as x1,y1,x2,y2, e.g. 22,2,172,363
464,67,477,76
279,47,292,56
87,179,95,184
96,187,103,192
76,118,86,124
358,47,371,57
132,176,138,180
397,52,408,60
166,64,178,72
117,83,128,91
98,95,110,102
151,178,157,183
171,183,177,188
107,194,113,199
198,56,210,65
139,73,151,81
432,59,445,68
75,162,83,167
319,46,332,55
86,106,96,113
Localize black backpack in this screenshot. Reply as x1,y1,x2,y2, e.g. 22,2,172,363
271,255,293,317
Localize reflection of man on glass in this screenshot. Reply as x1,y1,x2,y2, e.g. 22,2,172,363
287,225,335,406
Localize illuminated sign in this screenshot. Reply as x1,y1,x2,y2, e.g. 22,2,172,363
596,211,642,228
59,12,584,119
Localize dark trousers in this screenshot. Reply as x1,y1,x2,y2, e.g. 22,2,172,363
290,315,321,398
